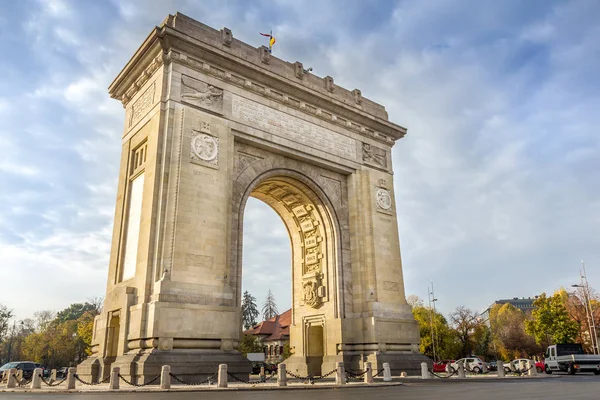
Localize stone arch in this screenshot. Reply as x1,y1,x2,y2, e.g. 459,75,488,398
230,164,346,320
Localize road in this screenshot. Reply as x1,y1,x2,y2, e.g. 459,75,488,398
2,376,599,399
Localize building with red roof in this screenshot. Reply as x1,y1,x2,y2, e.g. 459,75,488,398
244,309,291,363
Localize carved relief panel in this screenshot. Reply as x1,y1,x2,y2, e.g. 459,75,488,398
181,76,223,113
362,142,387,169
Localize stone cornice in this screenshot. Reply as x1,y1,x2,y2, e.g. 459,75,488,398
108,13,407,143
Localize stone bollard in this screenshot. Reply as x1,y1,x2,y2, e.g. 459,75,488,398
109,367,120,390
483,362,488,374
497,361,505,378
217,364,227,388
16,370,23,381
277,363,287,387
400,372,407,378
30,368,43,389
260,366,265,377
335,362,346,385
364,362,373,384
528,360,537,376
67,367,76,390
6,368,17,388
457,360,465,378
160,365,171,389
519,360,526,372
50,369,57,382
421,362,430,379
383,363,392,382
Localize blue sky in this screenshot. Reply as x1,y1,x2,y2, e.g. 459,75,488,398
0,0,599,320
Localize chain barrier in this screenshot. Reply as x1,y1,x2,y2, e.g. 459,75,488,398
169,372,216,386
373,369,385,377
117,373,161,387
285,368,336,384
40,375,69,387
285,370,312,381
74,374,111,386
428,368,459,379
227,372,276,385
14,374,33,387
346,368,369,378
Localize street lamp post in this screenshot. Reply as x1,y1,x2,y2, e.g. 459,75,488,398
572,260,598,355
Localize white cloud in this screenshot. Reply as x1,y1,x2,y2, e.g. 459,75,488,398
0,0,598,321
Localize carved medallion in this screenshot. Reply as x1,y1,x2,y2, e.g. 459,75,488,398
190,132,219,165
303,280,321,308
375,188,392,211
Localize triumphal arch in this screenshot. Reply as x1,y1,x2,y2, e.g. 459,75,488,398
78,13,427,383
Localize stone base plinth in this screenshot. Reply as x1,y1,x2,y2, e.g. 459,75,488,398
78,349,251,385
371,352,432,376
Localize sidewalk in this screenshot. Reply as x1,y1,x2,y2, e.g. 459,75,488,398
0,373,560,393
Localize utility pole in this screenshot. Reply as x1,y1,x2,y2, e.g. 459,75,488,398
573,260,598,355
428,281,439,362
582,260,598,355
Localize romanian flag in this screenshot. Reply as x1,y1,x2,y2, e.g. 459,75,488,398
260,31,276,53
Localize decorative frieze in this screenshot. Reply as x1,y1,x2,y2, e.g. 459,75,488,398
167,50,396,145
128,82,156,127
121,54,164,106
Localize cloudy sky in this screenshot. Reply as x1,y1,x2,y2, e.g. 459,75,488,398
0,0,598,321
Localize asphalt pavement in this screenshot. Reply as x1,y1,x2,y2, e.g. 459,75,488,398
2,375,599,399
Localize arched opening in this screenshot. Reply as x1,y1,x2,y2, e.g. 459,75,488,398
242,198,291,316
237,172,340,374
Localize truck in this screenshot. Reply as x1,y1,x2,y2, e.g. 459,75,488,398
544,344,600,375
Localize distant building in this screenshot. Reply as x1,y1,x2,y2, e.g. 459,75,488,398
481,297,538,324
244,309,290,363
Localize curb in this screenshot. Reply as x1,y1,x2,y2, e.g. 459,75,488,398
0,382,404,393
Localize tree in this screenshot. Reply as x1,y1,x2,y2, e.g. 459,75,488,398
489,303,540,360
526,291,580,347
565,288,600,353
409,296,459,360
55,302,98,324
282,342,293,360
33,310,55,332
238,334,263,356
242,291,260,330
262,290,278,321
0,305,13,342
450,306,483,358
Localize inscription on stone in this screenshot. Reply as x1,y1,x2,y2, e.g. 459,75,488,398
232,95,356,160
383,281,399,292
185,253,214,269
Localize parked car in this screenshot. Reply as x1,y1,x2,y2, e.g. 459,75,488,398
56,367,68,379
486,361,498,371
544,343,600,375
0,361,37,380
446,357,485,374
507,359,545,374
433,359,455,373
251,362,277,374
